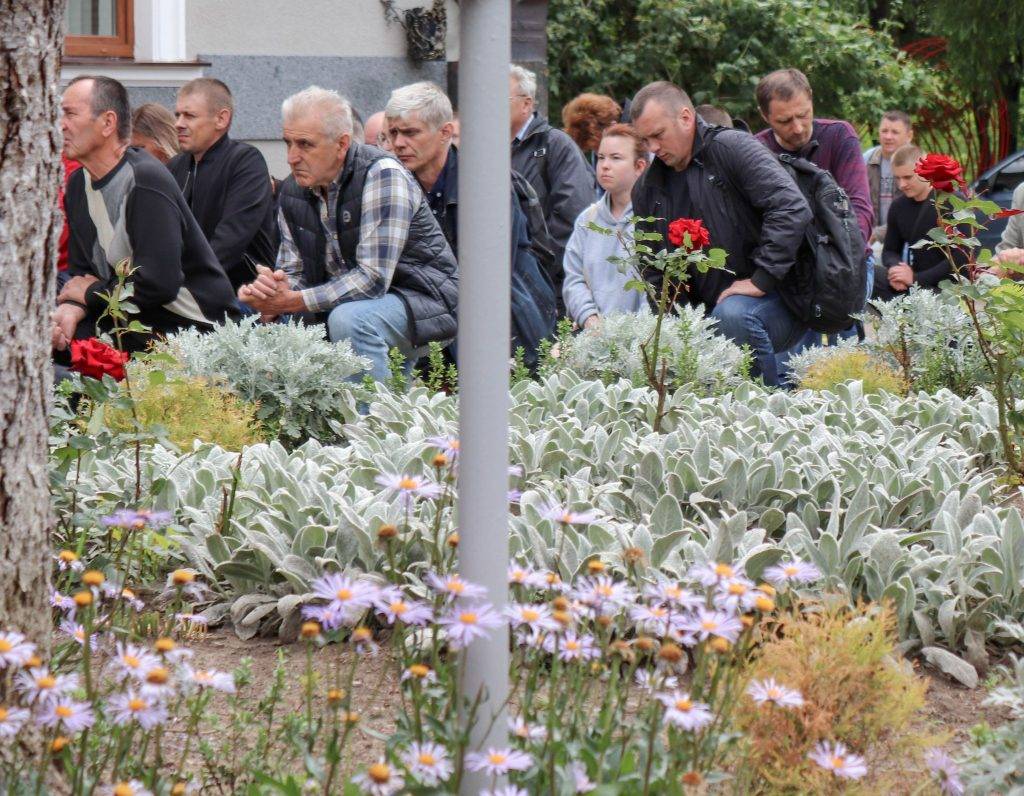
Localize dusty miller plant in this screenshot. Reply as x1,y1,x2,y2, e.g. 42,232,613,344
158,317,370,446
554,308,748,395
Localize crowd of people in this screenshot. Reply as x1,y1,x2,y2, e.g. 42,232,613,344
50,65,1024,388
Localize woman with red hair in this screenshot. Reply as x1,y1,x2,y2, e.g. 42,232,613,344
562,93,623,163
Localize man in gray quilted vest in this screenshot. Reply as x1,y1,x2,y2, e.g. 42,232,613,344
239,86,459,381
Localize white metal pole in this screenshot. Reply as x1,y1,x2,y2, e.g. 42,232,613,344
457,0,511,792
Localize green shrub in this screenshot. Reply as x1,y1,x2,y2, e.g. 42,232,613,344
799,349,908,395
105,375,267,451
958,653,1024,793
158,318,370,445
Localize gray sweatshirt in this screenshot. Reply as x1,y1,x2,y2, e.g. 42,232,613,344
562,194,646,326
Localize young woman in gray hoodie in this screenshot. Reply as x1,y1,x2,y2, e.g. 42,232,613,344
562,124,649,329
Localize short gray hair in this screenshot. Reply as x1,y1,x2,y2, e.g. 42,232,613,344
385,81,453,130
510,64,537,101
281,86,353,140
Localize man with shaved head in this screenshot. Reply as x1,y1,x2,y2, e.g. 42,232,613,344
629,80,812,387
168,77,277,290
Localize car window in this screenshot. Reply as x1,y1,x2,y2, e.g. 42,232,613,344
993,154,1024,192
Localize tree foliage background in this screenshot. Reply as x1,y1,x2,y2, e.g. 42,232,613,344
547,0,1024,172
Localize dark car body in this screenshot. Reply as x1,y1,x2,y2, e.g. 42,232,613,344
971,149,1024,249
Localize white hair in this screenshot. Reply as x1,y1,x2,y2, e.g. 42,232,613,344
510,64,537,101
385,81,453,130
281,86,353,140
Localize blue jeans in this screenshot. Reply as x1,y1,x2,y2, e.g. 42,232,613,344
710,293,808,387
326,293,424,382
775,253,876,385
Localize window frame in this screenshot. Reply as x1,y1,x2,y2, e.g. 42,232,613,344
65,0,135,59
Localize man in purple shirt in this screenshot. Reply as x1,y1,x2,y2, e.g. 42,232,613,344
754,68,874,246
754,68,875,375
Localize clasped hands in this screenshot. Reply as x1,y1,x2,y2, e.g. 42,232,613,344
238,265,305,320
888,263,914,292
51,274,99,351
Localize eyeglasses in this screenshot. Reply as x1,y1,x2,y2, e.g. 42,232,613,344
375,132,389,146
509,94,531,101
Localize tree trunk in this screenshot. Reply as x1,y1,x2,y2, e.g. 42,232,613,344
0,0,66,647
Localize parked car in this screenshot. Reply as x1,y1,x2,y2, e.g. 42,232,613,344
971,148,1024,250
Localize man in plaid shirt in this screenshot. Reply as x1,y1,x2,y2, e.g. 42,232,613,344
239,86,458,381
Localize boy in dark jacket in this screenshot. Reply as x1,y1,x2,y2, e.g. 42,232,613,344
629,81,812,387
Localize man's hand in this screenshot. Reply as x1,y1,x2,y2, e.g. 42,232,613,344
57,274,100,306
988,248,1024,278
51,303,86,351
583,314,600,330
239,267,304,316
888,263,914,291
716,278,765,304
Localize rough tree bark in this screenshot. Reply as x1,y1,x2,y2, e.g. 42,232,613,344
0,0,66,646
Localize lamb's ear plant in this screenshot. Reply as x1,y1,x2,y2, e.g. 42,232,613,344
587,216,727,431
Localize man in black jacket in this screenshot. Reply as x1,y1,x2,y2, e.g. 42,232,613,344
237,86,458,382
630,81,813,387
510,64,595,314
168,78,278,291
55,76,237,353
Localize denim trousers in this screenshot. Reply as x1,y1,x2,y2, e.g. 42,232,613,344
326,293,424,382
710,292,808,388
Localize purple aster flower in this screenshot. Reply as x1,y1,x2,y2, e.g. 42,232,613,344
16,667,78,705
656,691,713,731
747,678,805,708
438,603,503,649
107,691,169,729
39,698,95,733
402,740,453,786
688,561,742,587
713,575,760,612
645,581,702,610
571,761,596,793
425,572,487,601
185,667,236,694
374,472,443,507
54,552,84,572
59,620,98,651
507,489,523,504
109,642,160,684
0,706,30,738
508,715,547,741
544,504,599,525
808,741,868,780
101,508,172,529
96,782,153,796
507,563,545,588
635,670,678,692
630,603,677,637
373,587,433,626
353,760,405,796
508,465,524,478
305,573,378,628
573,575,635,609
0,631,37,669
465,747,533,776
506,603,559,633
427,435,460,463
764,559,822,586
680,608,744,644
543,630,599,662
925,748,964,796
50,591,76,614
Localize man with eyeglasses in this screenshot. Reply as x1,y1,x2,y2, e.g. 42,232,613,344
363,111,393,151
510,64,594,315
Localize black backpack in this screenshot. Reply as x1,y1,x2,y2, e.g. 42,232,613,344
511,169,557,282
775,153,866,333
703,128,866,333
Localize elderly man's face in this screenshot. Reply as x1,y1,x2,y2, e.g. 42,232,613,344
387,111,452,179
283,114,350,189
61,80,109,161
509,75,534,139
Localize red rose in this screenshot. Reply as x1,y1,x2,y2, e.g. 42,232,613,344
667,218,711,251
914,153,965,193
70,338,129,381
